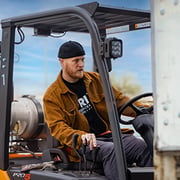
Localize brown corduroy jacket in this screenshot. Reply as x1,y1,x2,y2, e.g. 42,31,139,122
43,71,136,162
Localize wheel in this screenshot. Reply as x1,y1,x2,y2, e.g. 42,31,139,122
118,92,153,125
119,92,154,156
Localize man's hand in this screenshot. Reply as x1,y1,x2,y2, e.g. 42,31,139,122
81,133,97,150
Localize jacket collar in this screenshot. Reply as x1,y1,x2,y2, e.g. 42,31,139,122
57,71,92,94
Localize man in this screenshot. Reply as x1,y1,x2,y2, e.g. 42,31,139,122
43,41,153,180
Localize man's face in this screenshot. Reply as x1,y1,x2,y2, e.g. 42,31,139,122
60,55,85,82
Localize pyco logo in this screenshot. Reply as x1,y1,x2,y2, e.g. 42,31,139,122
12,172,31,180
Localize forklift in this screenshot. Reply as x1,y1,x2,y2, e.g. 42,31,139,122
0,2,153,180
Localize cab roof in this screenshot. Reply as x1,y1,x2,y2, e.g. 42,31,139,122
1,2,150,34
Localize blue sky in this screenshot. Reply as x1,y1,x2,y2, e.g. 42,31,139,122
0,0,151,98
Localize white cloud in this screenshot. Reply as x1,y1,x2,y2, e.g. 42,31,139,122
133,44,151,59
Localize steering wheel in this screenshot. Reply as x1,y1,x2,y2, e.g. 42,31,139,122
119,92,153,125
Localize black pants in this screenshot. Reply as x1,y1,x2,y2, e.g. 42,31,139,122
80,134,153,180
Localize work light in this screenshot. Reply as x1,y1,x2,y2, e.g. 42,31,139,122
104,38,123,59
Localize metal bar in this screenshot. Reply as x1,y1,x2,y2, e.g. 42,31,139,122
0,24,15,170
84,12,128,180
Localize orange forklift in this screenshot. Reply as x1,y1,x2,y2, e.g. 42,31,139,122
0,2,153,180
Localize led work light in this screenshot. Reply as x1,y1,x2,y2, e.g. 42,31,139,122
104,38,123,59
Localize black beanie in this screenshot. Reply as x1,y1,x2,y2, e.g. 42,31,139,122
58,41,85,58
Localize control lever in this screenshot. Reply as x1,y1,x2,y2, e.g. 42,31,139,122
90,146,100,174
72,133,82,172
82,142,87,171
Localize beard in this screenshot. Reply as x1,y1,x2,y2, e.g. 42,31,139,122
65,65,84,81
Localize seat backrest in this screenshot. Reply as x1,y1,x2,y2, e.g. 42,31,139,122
46,127,60,148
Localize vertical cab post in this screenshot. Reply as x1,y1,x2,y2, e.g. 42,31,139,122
0,22,15,170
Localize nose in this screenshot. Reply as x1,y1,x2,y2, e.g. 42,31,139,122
78,59,84,67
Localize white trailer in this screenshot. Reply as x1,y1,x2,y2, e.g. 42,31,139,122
151,0,180,179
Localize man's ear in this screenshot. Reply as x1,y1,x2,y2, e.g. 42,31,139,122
59,58,63,64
